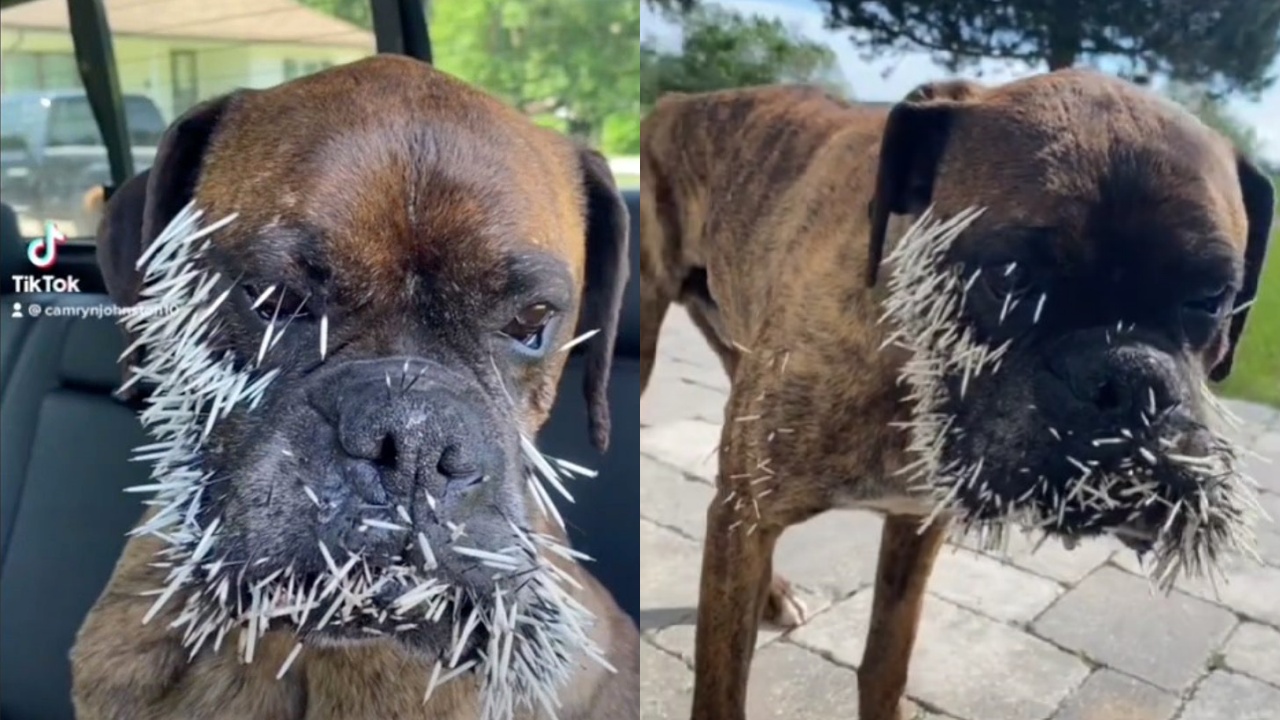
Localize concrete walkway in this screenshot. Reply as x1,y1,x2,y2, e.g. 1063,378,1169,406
640,308,1280,720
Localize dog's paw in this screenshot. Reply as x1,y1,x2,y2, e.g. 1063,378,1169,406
761,574,807,630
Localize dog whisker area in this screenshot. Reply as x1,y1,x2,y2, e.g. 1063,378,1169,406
878,206,1261,591
115,205,611,720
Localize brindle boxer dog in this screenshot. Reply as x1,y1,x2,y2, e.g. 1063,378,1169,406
71,55,637,719
640,69,1273,720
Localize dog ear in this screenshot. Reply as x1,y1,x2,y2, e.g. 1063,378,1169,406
1208,154,1274,382
96,93,239,400
867,81,982,287
575,148,631,453
97,93,238,307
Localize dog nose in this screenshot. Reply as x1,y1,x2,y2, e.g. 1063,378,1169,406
1049,344,1179,425
332,364,496,498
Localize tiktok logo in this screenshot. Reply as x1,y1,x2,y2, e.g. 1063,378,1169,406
26,221,66,270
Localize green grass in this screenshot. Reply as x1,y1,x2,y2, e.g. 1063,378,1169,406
615,173,640,190
1214,226,1280,408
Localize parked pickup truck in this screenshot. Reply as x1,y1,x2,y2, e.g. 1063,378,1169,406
0,90,165,236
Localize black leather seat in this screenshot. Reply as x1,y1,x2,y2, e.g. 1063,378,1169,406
0,202,153,720
0,192,640,720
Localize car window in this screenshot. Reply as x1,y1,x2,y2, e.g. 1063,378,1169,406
0,0,376,240
0,3,95,237
46,96,106,147
427,1,641,189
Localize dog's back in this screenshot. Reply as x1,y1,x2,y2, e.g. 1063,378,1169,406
640,85,889,349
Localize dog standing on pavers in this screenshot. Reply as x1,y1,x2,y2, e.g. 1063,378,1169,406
72,55,637,719
639,69,1272,719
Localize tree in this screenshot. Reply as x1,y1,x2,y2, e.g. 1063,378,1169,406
817,0,1280,98
299,0,641,155
1166,82,1264,157
298,0,372,29
641,5,851,110
429,0,640,153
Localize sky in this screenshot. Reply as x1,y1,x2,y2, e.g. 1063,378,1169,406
641,0,1280,163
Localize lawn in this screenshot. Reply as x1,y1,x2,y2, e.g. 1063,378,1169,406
1214,225,1280,408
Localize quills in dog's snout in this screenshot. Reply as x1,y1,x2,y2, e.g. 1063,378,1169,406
119,203,610,720
878,206,1261,592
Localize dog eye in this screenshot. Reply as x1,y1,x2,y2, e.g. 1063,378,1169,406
980,262,1033,300
243,284,312,322
502,302,556,350
1183,287,1230,317
1180,286,1232,345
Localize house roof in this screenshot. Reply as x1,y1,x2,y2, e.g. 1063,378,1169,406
1,0,372,49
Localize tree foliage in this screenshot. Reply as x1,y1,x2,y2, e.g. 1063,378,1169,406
816,0,1280,98
298,0,372,29
1166,82,1263,158
298,0,641,154
641,4,850,110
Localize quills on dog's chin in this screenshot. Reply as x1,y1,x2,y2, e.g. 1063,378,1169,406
879,206,1259,592
120,202,610,720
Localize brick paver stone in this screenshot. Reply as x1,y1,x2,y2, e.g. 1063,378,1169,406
744,643,864,719
1223,622,1280,687
641,377,728,427
1178,670,1280,720
640,642,694,720
1174,557,1280,627
1255,490,1280,567
643,312,1280,720
1032,566,1238,692
1254,429,1280,459
1050,669,1180,720
665,354,732,392
1221,400,1279,430
927,545,1063,623
792,591,1088,720
647,585,829,664
1244,446,1280,496
640,419,722,483
640,456,715,541
954,530,1119,585
774,510,886,601
640,520,705,631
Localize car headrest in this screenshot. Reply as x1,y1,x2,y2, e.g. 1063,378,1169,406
1,202,27,283
57,304,126,392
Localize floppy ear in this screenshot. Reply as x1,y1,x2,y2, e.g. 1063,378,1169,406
574,148,631,452
867,80,982,286
1209,154,1274,382
96,93,239,399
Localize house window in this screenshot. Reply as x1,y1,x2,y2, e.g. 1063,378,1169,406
170,50,199,114
2,52,79,92
283,59,334,81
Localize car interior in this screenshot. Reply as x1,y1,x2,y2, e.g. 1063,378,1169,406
0,2,640,719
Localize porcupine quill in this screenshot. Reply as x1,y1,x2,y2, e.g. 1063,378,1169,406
119,203,612,720
877,206,1262,591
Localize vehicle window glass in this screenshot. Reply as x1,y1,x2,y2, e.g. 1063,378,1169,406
427,1,641,189
1,0,375,240
46,96,104,147
1,4,92,237
289,1,643,189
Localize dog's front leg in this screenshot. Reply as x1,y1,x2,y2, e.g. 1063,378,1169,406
690,483,778,720
857,515,948,720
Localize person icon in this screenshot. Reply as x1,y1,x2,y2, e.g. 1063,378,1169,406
11,303,22,318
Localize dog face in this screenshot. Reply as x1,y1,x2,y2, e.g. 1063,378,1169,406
97,56,628,673
870,70,1273,578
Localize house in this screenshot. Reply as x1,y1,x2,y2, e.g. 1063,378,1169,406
0,0,372,123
